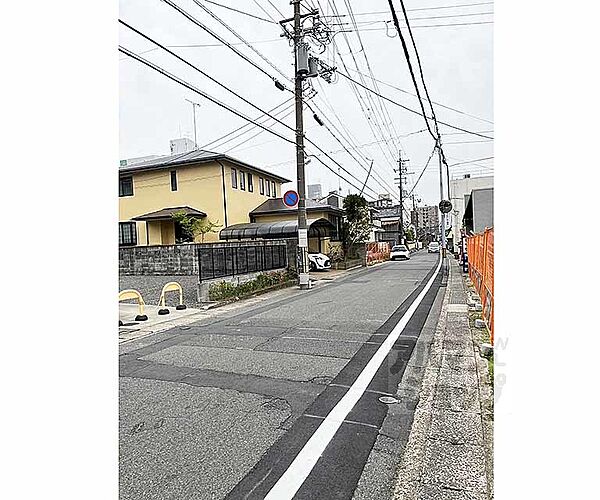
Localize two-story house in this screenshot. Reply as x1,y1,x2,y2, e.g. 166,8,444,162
119,149,291,246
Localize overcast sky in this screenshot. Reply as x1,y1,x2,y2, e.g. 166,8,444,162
119,0,493,207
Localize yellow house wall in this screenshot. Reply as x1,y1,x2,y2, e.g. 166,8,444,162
119,160,287,245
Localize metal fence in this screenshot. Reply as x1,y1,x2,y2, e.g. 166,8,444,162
198,241,288,282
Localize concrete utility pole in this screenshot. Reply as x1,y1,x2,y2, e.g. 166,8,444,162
398,151,404,245
293,0,310,289
438,145,447,257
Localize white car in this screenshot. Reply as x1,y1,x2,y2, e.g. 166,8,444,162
308,252,331,271
390,245,410,260
428,242,440,253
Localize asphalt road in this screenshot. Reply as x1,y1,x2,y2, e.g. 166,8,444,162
119,251,442,500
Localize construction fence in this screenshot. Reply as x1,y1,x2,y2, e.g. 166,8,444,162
466,227,494,344
366,242,390,265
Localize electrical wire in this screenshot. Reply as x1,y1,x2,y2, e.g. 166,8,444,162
159,0,286,88
191,0,290,83
201,0,277,24
344,66,493,125
407,146,438,196
336,70,493,140
118,45,295,144
119,45,376,197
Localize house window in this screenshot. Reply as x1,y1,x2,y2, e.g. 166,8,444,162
240,171,246,191
170,170,177,191
231,168,237,189
119,222,137,246
248,173,253,192
119,176,133,197
259,177,265,195
271,181,276,198
266,179,271,197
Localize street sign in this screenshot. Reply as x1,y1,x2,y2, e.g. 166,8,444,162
439,200,453,214
283,190,299,207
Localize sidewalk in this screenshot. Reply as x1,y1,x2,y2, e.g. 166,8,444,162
393,258,494,499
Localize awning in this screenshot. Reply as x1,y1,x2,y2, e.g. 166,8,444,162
220,218,335,240
132,206,206,221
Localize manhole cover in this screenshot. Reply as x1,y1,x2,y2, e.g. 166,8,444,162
378,396,400,405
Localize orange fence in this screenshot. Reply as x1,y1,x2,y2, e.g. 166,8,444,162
366,242,390,265
466,227,494,344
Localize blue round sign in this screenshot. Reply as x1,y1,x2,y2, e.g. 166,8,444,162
283,190,299,207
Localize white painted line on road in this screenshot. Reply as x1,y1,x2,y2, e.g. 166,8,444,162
264,254,443,500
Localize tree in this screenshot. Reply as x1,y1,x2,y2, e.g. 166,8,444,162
341,194,372,258
404,226,415,242
172,211,222,243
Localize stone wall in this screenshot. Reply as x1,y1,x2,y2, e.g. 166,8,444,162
119,244,198,276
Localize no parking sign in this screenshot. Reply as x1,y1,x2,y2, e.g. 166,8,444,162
283,190,299,207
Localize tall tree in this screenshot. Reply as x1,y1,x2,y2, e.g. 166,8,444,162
341,194,372,258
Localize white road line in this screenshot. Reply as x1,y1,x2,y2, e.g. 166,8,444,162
264,255,443,500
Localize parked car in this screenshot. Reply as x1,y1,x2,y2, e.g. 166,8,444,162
390,245,410,260
428,242,440,253
308,252,331,271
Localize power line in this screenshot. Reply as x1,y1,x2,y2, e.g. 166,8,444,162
201,0,277,24
449,156,494,167
190,0,290,83
336,70,493,139
345,67,493,125
159,0,286,88
343,21,494,30
119,20,295,135
155,1,386,197
407,146,438,196
119,45,375,197
345,11,494,23
340,2,495,16
118,45,295,144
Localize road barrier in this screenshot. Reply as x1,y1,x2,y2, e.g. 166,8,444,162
119,289,148,322
157,281,187,315
466,227,494,344
366,242,390,265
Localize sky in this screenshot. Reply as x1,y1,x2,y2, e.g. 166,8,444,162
119,0,493,208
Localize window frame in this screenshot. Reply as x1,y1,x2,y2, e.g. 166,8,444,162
259,177,265,195
271,181,276,198
119,221,137,246
170,170,177,191
240,171,246,191
247,173,253,192
119,176,134,197
231,168,238,189
266,179,271,197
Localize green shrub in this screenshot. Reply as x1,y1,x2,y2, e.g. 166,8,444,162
208,269,296,301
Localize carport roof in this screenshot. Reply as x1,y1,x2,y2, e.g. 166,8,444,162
220,218,335,240
132,206,207,221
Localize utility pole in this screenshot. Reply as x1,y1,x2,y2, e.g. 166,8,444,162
438,145,447,257
279,2,332,290
398,152,404,245
293,0,310,289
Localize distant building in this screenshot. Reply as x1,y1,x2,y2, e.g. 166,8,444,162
307,184,322,200
463,188,494,235
411,205,439,243
319,191,345,210
170,137,197,155
449,174,493,251
368,193,393,209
